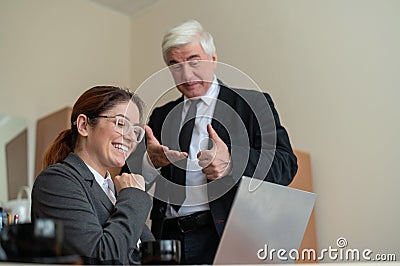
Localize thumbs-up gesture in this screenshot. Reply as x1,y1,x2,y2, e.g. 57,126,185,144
145,125,187,168
197,124,233,180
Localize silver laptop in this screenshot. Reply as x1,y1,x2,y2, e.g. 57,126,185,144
213,176,317,264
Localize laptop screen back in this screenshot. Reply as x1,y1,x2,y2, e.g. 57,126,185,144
213,176,317,264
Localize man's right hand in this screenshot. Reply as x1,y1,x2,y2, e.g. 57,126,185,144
145,125,187,168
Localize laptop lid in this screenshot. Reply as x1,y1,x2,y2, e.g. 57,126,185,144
213,176,317,264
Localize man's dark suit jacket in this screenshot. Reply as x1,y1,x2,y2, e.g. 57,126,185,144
127,81,298,238
32,152,154,265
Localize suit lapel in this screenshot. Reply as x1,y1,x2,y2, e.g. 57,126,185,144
64,153,114,214
90,180,115,214
212,84,235,140
162,97,184,150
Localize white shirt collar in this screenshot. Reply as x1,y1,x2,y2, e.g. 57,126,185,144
86,164,115,195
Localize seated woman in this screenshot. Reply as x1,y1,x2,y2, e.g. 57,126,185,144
31,86,154,264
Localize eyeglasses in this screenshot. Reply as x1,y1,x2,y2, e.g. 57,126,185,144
93,115,145,143
168,60,202,73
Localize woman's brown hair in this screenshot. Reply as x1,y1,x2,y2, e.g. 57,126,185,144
41,86,144,170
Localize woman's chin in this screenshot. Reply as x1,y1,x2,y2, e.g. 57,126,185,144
111,155,126,168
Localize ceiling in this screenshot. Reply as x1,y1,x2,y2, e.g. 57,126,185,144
90,0,160,16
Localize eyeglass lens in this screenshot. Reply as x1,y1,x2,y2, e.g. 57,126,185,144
115,116,144,142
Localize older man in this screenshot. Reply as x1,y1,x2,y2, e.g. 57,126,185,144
127,20,298,264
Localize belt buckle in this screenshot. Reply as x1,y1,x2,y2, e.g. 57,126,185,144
177,216,195,233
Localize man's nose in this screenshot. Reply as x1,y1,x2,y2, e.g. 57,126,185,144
180,62,194,81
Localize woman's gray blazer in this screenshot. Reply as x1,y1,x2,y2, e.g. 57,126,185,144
31,152,154,264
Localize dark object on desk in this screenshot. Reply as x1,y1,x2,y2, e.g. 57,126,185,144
0,219,63,259
3,254,82,264
140,240,181,265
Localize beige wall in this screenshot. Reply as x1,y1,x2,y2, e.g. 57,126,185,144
0,0,399,260
0,0,131,186
130,0,400,259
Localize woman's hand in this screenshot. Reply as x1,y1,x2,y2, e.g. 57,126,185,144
114,173,145,192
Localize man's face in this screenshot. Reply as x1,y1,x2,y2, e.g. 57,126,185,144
166,41,217,98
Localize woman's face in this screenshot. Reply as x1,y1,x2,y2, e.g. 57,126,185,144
79,101,140,175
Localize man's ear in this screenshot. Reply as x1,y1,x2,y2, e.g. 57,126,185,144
212,52,218,62
76,114,90,137
211,52,218,71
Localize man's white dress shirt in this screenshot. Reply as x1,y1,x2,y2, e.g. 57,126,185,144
142,76,220,217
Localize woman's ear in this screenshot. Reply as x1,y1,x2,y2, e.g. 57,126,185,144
76,114,90,137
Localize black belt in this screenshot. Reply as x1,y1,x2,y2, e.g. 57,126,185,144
162,211,212,234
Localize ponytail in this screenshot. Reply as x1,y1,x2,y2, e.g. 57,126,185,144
42,129,75,170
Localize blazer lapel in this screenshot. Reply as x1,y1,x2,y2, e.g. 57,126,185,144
212,84,235,141
64,153,114,213
90,180,115,214
162,97,184,150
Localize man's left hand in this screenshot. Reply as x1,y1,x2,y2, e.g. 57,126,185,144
197,124,232,180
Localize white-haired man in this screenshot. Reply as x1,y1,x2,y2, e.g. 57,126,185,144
126,20,298,264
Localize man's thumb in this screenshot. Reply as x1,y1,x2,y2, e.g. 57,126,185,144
207,124,221,143
145,125,159,144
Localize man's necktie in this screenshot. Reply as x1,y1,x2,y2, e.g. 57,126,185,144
171,99,200,212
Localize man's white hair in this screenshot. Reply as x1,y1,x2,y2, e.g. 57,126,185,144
162,20,216,64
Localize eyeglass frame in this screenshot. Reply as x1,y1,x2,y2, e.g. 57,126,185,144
168,59,203,73
90,115,145,143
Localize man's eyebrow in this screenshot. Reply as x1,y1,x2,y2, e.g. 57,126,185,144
168,55,201,65
187,55,201,60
